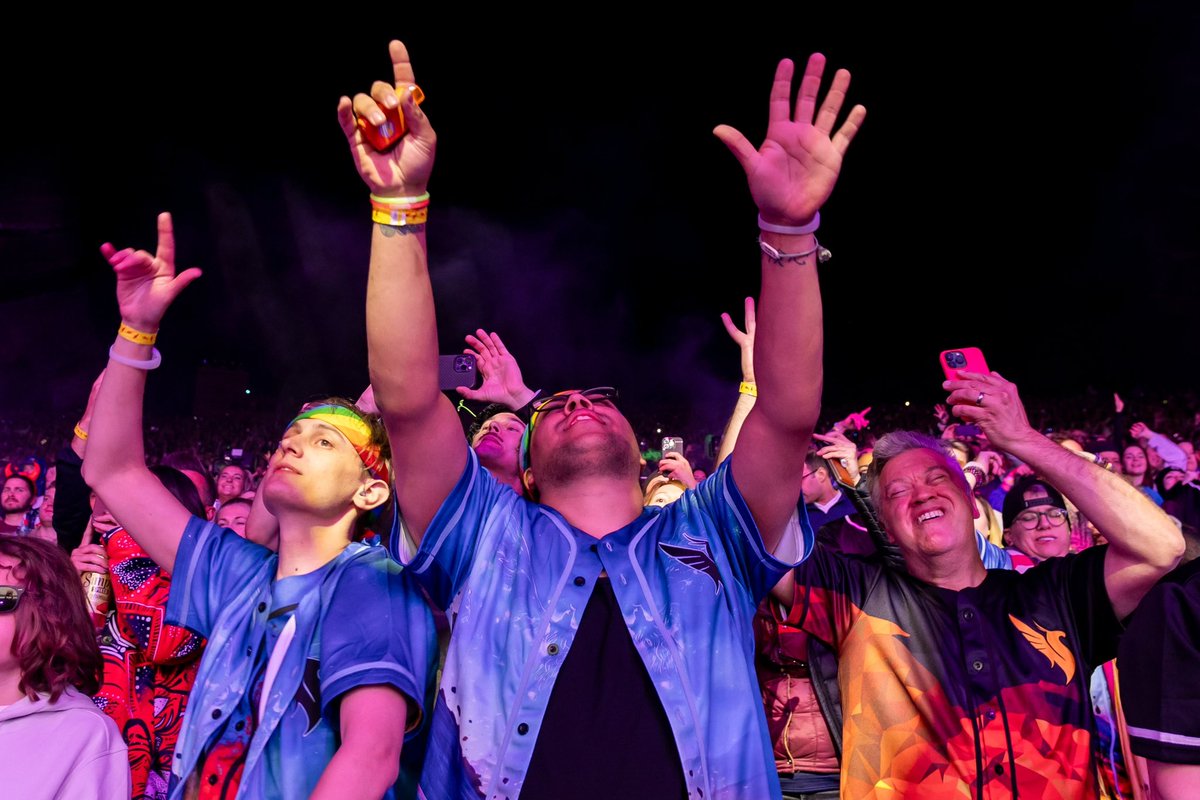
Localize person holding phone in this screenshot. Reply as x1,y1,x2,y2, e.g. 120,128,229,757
772,372,1183,797
342,41,863,799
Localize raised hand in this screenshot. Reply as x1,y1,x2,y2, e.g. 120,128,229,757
720,297,757,382
1129,422,1151,441
934,403,950,429
714,53,866,225
943,371,1037,453
337,40,436,197
658,451,698,490
99,213,202,332
1114,392,1125,414
813,430,860,484
456,330,535,409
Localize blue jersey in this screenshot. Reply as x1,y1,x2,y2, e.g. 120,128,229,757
166,517,435,800
397,452,813,799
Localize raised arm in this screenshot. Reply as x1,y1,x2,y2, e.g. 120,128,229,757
947,371,1184,618
714,297,757,468
715,54,865,551
337,41,466,545
80,214,201,570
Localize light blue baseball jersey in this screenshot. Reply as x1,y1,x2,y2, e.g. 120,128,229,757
166,517,435,800
396,452,813,799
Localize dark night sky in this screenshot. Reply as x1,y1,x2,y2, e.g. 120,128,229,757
3,9,1198,436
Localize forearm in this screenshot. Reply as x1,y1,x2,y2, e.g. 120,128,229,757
366,224,438,419
82,336,152,487
310,743,400,800
1007,430,1181,567
1147,433,1187,470
754,231,823,435
715,391,756,467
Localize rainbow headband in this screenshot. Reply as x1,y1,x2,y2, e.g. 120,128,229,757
287,404,390,486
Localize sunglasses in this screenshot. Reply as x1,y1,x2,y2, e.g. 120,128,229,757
1014,508,1069,528
531,387,619,416
0,586,24,613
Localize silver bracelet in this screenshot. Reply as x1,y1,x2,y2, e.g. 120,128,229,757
109,345,162,370
758,236,832,265
758,212,820,235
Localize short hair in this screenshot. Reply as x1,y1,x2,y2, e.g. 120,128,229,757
804,451,828,475
467,404,521,442
299,397,392,541
3,473,35,497
217,497,252,514
0,537,102,700
867,430,970,512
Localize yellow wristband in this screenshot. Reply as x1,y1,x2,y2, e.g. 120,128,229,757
372,206,429,227
118,323,157,346
739,381,758,397
73,423,89,441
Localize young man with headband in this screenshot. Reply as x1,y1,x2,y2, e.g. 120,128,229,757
82,215,435,800
339,41,864,798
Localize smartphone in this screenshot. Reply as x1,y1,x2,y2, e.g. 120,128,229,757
826,457,857,487
662,437,684,456
357,86,426,152
940,347,990,381
955,424,982,438
438,354,479,392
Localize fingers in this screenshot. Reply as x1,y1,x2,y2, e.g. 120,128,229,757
813,67,850,135
473,329,501,358
352,92,387,128
389,40,416,88
713,125,757,171
768,58,796,124
168,267,203,299
720,312,743,340
155,212,175,267
743,296,756,331
794,53,826,125
831,104,867,156
490,331,511,356
336,96,359,143
456,385,483,400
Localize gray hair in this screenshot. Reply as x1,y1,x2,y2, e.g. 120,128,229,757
867,430,970,512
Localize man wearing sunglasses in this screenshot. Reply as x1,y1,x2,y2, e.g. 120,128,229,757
341,41,864,799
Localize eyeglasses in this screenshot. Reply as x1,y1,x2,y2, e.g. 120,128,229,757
1014,508,1069,528
0,586,25,613
531,387,619,416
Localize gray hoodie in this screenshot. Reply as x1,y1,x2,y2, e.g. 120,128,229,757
0,685,130,799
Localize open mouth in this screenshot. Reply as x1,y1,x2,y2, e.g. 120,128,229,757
916,510,944,523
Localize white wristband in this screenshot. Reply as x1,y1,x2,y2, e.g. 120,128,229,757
758,212,820,235
109,345,162,370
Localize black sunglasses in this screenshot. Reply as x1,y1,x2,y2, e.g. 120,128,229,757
0,586,25,613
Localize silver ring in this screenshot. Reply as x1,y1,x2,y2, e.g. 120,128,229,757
976,391,986,406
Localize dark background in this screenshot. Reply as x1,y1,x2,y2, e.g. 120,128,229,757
3,9,1198,438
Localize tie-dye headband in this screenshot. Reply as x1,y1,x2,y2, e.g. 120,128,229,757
287,404,390,486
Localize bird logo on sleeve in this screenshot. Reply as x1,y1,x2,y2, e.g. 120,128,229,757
659,532,723,594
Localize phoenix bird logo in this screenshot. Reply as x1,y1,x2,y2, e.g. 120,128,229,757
659,533,723,594
296,658,322,735
1009,614,1075,685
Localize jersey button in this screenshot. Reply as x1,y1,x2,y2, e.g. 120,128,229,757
972,660,984,672
211,709,222,720
235,720,245,732
589,544,598,553
208,775,218,786
986,709,997,721
547,643,559,656
995,764,1005,776
961,609,975,621
257,602,267,613
517,723,529,735
574,576,586,587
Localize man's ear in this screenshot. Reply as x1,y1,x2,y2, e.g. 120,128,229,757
522,468,537,499
354,477,391,513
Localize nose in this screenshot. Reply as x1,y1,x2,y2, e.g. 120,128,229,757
1035,512,1052,529
279,433,302,457
563,392,594,415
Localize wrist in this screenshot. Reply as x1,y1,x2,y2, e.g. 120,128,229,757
120,318,161,337
508,386,537,410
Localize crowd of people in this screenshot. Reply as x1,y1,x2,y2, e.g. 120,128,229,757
1,39,1198,800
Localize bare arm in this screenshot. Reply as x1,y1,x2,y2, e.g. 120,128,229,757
337,41,466,545
80,214,201,570
310,685,407,800
714,54,865,552
714,298,757,467
948,371,1183,619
